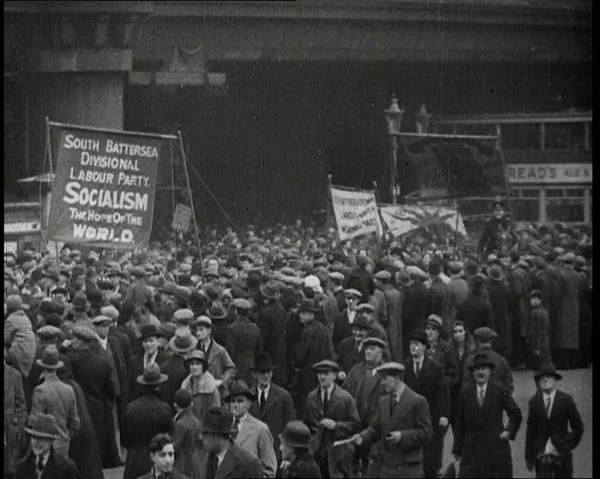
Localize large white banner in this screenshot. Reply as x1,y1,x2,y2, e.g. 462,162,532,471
330,186,383,241
380,204,467,238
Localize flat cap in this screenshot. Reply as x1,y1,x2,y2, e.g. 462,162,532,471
232,298,252,310
375,362,405,376
91,315,113,325
344,288,362,298
329,272,345,282
36,325,63,341
374,270,392,281
312,360,339,372
355,303,375,314
362,337,387,349
72,325,97,342
473,326,498,341
448,261,463,273
173,308,195,324
562,252,576,263
100,305,119,321
193,315,213,328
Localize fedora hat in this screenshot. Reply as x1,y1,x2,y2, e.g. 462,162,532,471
169,330,198,353
260,281,281,300
140,324,162,340
225,380,256,402
24,413,59,439
36,345,64,370
488,265,505,282
200,407,237,435
298,298,319,313
468,352,496,371
137,362,168,385
534,363,562,382
408,329,430,348
251,353,278,372
279,421,311,449
207,302,227,320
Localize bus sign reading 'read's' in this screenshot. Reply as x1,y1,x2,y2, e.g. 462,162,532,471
47,125,162,248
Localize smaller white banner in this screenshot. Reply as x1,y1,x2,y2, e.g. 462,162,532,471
172,203,193,232
380,204,467,238
330,186,383,241
507,163,592,184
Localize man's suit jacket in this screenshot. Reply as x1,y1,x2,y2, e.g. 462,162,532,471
234,413,277,478
201,338,235,380
25,346,73,409
361,385,433,469
249,383,296,456
525,389,583,464
304,384,360,478
198,444,264,479
337,337,363,373
15,447,81,479
404,356,450,420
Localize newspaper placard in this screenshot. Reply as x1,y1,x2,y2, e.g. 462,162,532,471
47,125,163,248
380,204,467,238
330,186,383,241
172,203,192,232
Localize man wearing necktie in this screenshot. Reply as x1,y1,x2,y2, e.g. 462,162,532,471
453,352,522,478
16,413,81,479
525,364,583,478
303,360,360,478
249,354,296,467
135,433,189,479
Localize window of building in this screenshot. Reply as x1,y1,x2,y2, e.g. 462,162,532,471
511,198,539,221
546,199,584,222
501,123,540,150
544,122,586,150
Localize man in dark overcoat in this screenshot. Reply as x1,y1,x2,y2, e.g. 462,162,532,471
404,329,450,478
508,256,531,368
226,298,263,385
123,363,174,479
374,270,404,361
486,265,513,361
398,269,430,356
453,352,522,478
159,329,198,412
63,324,121,468
130,324,169,401
456,276,493,335
553,253,581,369
249,353,297,465
525,364,584,478
255,281,288,387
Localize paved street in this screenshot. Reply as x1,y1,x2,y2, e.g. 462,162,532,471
104,367,592,479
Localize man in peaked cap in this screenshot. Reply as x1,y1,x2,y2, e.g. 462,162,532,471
350,361,433,478
332,288,362,351
122,363,174,479
304,359,360,478
336,314,372,374
17,413,80,479
478,196,516,259
343,336,387,475
30,345,80,457
525,363,584,478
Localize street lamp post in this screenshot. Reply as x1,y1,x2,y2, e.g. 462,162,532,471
384,94,404,204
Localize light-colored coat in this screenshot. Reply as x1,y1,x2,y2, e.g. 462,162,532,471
31,375,80,456
4,309,37,376
235,413,278,478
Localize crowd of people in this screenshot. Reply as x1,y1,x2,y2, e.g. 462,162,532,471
4,203,591,478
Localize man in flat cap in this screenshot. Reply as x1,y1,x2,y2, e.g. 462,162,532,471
304,360,360,478
124,265,155,315
332,289,362,352
343,337,387,476
336,315,372,374
351,362,433,478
